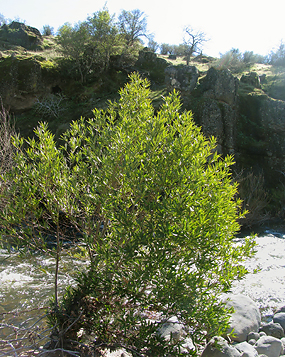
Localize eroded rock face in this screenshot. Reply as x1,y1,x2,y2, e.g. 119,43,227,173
0,56,43,111
238,92,285,192
188,67,239,155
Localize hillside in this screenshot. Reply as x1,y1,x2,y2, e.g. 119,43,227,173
1,22,285,226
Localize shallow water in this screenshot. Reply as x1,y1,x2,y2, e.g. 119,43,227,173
0,249,87,314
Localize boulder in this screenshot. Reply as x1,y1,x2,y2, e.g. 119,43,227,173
254,335,283,357
235,341,258,357
0,56,43,111
165,65,199,92
273,312,285,332
259,322,284,339
201,336,241,357
225,294,261,342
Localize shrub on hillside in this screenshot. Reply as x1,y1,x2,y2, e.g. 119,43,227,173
42,24,54,36
0,74,255,355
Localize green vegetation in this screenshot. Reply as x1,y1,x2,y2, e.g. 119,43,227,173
0,74,255,355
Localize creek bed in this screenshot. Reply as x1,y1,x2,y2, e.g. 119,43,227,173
0,228,285,352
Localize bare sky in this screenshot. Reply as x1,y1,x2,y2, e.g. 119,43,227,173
1,0,285,57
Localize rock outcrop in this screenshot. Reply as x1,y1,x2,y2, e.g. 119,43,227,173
165,65,199,92
136,48,169,83
240,71,261,89
0,22,43,50
186,67,239,155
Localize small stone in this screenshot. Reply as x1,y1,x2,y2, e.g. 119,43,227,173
180,337,195,353
247,339,256,345
247,332,260,341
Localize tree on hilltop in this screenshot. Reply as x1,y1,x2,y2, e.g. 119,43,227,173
118,9,149,46
57,8,120,82
183,26,208,65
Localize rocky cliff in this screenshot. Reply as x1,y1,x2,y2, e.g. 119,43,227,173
166,64,285,220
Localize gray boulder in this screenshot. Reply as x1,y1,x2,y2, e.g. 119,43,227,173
273,312,285,332
201,336,241,357
225,294,261,342
254,335,283,357
259,322,284,339
235,341,258,357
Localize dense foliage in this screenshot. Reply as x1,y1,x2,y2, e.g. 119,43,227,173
0,74,255,355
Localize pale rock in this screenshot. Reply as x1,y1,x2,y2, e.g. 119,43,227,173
180,337,195,353
225,294,261,342
235,341,258,357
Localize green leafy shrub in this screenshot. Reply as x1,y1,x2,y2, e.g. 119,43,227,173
216,48,248,73
0,73,255,355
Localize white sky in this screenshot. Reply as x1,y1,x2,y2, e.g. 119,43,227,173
1,0,285,57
